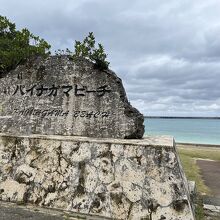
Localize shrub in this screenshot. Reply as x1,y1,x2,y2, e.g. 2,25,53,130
73,32,109,70
0,15,51,76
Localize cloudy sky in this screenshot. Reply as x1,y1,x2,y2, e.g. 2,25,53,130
1,0,220,116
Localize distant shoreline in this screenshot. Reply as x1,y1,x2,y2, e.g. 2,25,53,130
145,116,220,119
177,142,220,148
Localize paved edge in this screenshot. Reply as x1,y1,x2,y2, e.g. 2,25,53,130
0,201,113,220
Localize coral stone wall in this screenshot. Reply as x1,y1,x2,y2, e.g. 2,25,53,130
0,134,194,220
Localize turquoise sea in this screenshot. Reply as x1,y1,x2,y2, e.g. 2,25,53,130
144,118,220,145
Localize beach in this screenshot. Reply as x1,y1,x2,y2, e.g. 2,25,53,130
145,117,220,145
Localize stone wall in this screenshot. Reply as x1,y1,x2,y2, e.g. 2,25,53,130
0,133,194,219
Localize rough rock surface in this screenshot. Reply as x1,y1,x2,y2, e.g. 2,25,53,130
0,56,144,138
0,133,195,219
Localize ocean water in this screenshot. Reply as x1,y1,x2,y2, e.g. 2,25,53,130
144,118,220,145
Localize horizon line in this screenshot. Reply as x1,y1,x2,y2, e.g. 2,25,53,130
144,116,220,119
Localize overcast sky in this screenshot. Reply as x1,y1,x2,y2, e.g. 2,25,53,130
1,0,220,116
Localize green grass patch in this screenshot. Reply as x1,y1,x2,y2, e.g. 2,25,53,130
194,194,205,220
178,147,220,161
177,147,220,195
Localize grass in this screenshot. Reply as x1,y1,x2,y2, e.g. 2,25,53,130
177,146,220,220
194,194,205,220
177,146,220,195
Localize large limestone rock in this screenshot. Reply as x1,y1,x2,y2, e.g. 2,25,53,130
0,56,144,138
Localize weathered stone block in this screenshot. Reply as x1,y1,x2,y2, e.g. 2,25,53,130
0,56,144,138
0,133,195,219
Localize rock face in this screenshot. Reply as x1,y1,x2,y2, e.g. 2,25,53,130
0,134,195,220
0,56,144,138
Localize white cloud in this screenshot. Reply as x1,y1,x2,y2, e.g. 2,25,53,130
1,0,220,116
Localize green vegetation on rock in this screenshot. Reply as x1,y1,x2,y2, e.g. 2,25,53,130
0,15,110,76
0,15,51,76
73,32,110,70
55,33,110,70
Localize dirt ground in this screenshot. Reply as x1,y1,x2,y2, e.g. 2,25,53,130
196,160,220,197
